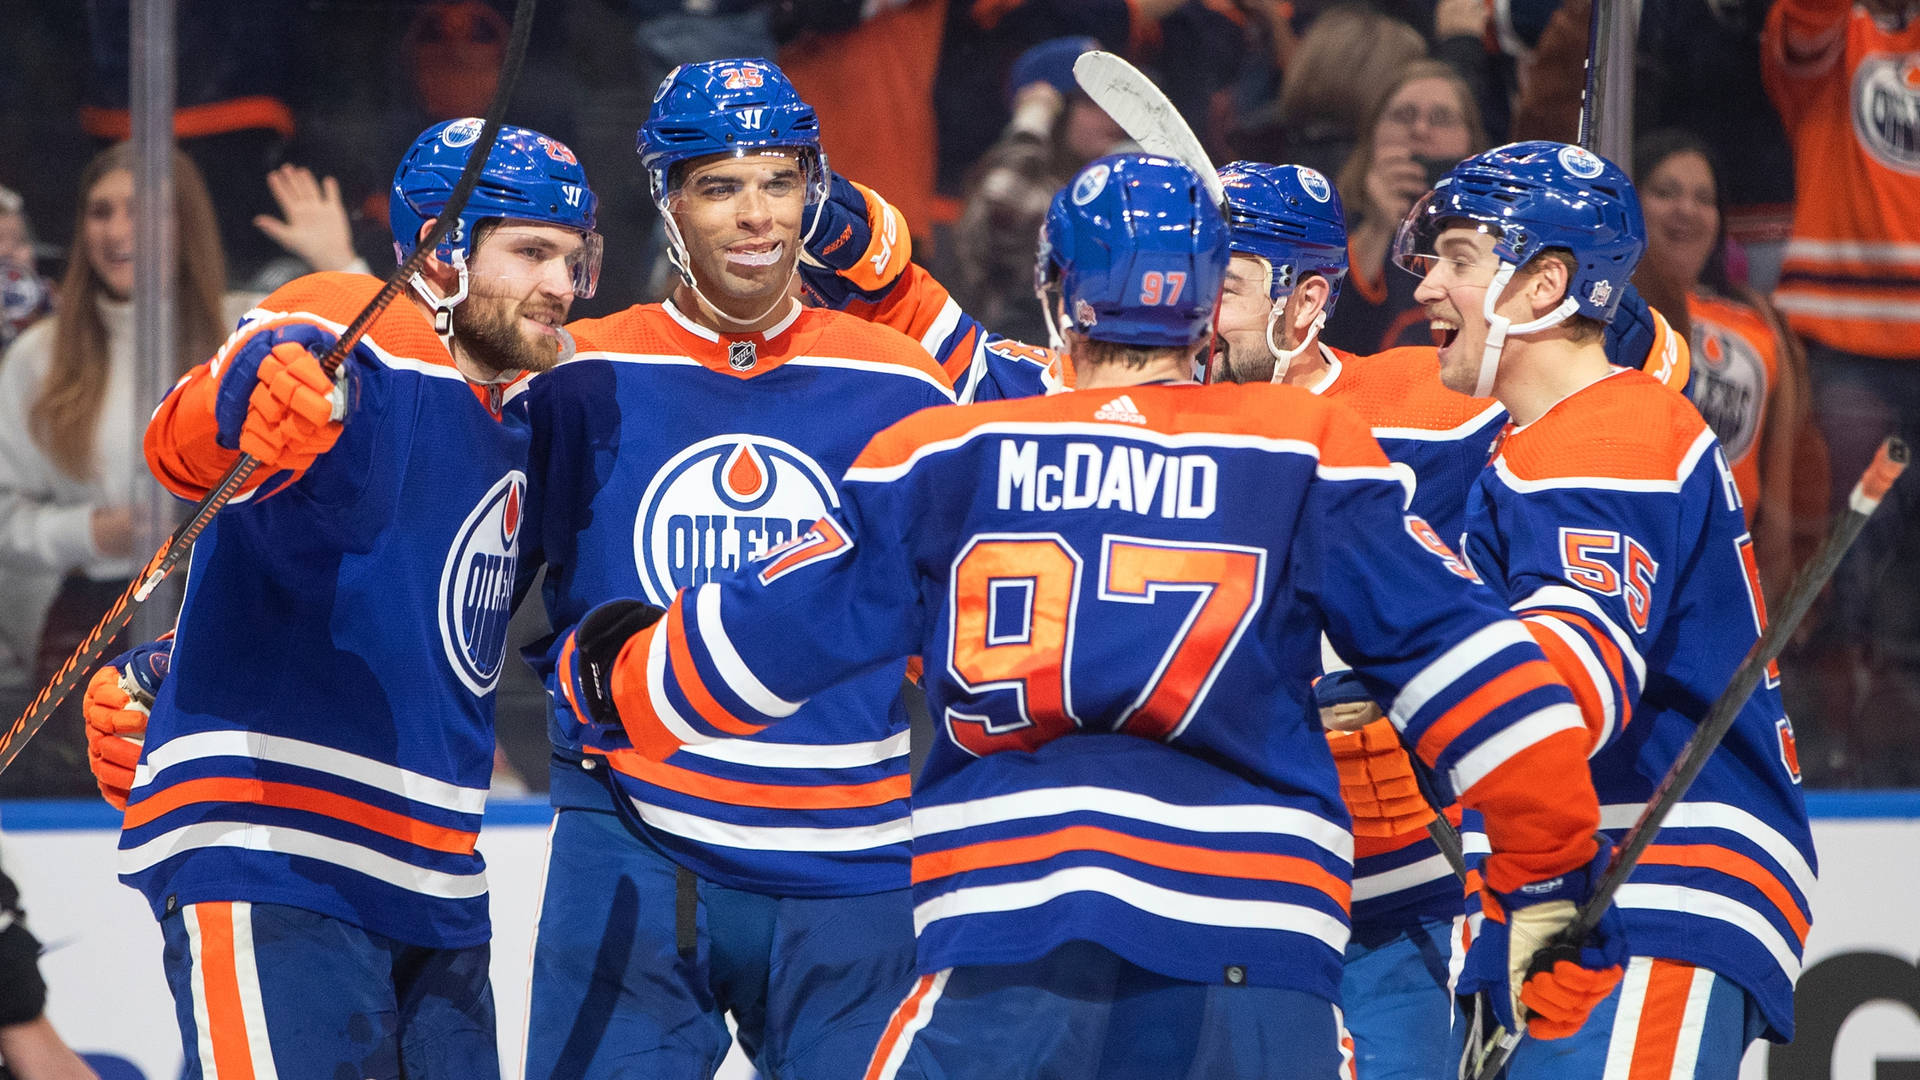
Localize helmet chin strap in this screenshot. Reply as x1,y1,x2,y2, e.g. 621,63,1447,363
1264,302,1325,384
409,248,470,342
1471,261,1582,398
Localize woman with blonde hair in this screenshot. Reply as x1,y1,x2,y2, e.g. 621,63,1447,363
1327,59,1491,353
0,142,230,795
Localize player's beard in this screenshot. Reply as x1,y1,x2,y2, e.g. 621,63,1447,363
453,293,568,378
1211,332,1277,385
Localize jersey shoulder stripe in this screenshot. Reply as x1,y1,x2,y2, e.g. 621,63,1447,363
1496,370,1715,488
1329,346,1505,438
847,383,1389,479
247,271,450,372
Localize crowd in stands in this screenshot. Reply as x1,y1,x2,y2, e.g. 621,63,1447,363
0,0,1913,791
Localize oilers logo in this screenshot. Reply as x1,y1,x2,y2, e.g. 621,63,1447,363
1853,54,1920,174
633,435,838,603
438,471,526,696
1688,322,1767,462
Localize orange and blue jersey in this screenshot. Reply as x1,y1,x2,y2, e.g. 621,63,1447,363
1686,291,1783,520
1462,367,1816,1041
1763,0,1920,358
588,383,1602,1001
125,272,528,949
519,299,953,897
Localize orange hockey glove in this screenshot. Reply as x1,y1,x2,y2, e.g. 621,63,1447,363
238,342,343,473
1327,717,1437,838
82,638,171,810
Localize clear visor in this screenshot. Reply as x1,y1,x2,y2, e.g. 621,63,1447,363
1390,191,1501,280
473,224,604,299
658,147,830,210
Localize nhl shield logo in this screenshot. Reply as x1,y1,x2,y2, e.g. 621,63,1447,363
438,471,526,696
633,435,839,602
729,340,757,371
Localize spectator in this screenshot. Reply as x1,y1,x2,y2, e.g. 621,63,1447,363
1761,0,1920,786
1230,5,1428,178
0,142,230,798
244,162,371,295
1632,129,1818,605
1327,59,1489,352
0,185,51,352
946,40,1136,345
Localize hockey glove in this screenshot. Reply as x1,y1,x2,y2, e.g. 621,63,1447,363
799,173,911,308
215,324,346,475
83,636,172,810
556,599,668,748
1313,667,1382,732
1604,283,1690,393
1327,717,1436,838
1461,841,1626,1039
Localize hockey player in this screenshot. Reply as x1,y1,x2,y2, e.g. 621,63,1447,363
82,120,602,1077
514,59,953,1078
554,152,1624,1079
1398,140,1815,1076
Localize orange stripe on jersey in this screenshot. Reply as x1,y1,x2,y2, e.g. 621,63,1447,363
757,517,849,585
942,324,980,387
850,382,1389,474
192,903,258,1080
601,750,909,809
864,973,940,1080
1524,608,1629,725
124,777,480,854
609,618,685,761
1639,844,1811,943
1525,622,1611,747
664,602,767,738
1412,660,1561,764
911,824,1352,912
1626,959,1698,1080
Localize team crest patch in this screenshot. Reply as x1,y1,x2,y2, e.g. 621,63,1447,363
1852,55,1920,174
438,471,526,696
1558,144,1606,179
1298,167,1332,202
441,118,483,148
1588,280,1613,309
633,435,840,601
729,340,757,370
1074,299,1099,328
1072,164,1112,206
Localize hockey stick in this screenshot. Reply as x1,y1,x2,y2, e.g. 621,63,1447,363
1467,437,1910,1080
0,0,540,780
1072,50,1227,209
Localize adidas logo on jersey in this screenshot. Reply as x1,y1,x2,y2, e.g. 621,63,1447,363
1094,394,1147,425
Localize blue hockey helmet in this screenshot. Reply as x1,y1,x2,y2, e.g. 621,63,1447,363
1218,161,1349,309
1037,154,1229,349
390,118,602,298
638,58,828,208
1391,140,1643,322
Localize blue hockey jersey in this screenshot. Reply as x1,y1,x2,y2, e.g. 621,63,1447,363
1463,366,1815,1041
126,273,527,948
582,382,1606,1002
520,298,953,897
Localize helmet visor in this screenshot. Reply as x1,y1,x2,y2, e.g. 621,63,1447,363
474,224,604,300
1390,190,1500,281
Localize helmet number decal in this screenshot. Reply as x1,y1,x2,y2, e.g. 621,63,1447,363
1138,271,1187,306
721,66,765,90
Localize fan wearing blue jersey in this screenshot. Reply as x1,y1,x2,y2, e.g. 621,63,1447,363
554,153,1622,1080
512,58,952,1080
85,121,602,1079
1398,141,1816,1077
